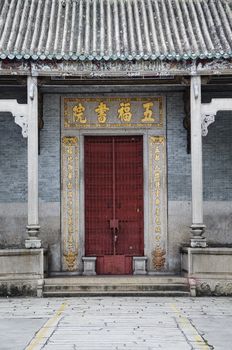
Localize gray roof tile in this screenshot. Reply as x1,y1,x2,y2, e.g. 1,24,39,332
0,0,232,61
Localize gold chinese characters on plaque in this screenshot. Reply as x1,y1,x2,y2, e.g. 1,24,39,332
63,97,164,129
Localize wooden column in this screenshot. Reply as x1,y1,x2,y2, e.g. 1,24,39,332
190,75,206,247
25,76,41,248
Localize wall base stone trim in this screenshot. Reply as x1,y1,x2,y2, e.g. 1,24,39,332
196,279,232,296
0,249,47,296
181,247,232,296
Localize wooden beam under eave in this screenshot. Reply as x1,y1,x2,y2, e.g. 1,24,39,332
0,59,232,77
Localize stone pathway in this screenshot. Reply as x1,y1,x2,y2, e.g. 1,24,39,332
0,297,231,350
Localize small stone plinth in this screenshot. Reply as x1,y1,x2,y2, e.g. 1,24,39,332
82,257,97,276
133,256,147,275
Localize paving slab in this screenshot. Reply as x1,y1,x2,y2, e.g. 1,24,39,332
0,297,231,350
0,318,46,350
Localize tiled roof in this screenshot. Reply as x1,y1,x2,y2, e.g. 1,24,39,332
0,0,232,62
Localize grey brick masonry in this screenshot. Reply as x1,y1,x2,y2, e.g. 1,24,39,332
167,92,232,201
0,91,231,272
0,92,231,204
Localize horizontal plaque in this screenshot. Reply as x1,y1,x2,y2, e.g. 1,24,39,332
63,97,164,129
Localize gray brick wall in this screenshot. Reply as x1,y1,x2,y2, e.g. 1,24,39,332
0,91,231,204
0,112,27,202
202,112,232,200
167,93,232,201
0,94,61,203
39,94,60,202
167,92,191,201
0,91,231,271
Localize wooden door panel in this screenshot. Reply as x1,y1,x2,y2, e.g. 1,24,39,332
85,136,144,274
115,136,144,257
85,137,113,256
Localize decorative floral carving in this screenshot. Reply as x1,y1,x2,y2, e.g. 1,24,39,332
225,283,232,295
63,251,78,271
199,282,211,295
149,136,167,271
152,248,166,270
201,114,215,136
14,115,28,138
62,136,79,271
197,280,232,296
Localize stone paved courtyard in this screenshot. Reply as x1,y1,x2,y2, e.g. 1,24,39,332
0,297,232,350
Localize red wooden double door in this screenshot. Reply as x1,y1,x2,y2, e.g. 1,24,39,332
85,136,144,274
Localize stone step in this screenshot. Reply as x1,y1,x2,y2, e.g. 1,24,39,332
43,276,190,297
44,275,187,285
44,283,188,292
43,290,190,297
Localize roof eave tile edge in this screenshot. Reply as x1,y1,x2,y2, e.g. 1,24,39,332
1,52,232,62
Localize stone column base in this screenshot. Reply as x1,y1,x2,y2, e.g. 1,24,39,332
25,238,42,249
190,237,207,248
133,256,147,275
190,225,207,248
82,257,97,276
26,225,41,248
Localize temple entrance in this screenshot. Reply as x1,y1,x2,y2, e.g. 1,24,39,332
84,136,144,274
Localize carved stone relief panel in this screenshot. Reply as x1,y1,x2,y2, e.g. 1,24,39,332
148,136,167,271
197,279,232,296
61,136,79,271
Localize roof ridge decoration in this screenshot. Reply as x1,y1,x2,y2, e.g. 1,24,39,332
0,0,231,62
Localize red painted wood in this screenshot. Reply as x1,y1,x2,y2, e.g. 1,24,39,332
97,256,132,275
84,136,144,274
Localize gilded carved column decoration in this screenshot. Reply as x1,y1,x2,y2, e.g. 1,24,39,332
61,136,79,271
149,136,167,271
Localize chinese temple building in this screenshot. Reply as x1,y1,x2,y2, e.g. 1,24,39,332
0,0,232,296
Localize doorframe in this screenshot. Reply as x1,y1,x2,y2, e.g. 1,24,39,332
61,93,167,274
79,131,149,267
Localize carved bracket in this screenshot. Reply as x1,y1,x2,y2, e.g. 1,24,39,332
14,115,28,138
0,99,28,138
201,114,215,136
201,98,232,137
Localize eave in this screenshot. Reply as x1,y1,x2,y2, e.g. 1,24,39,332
0,59,232,78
